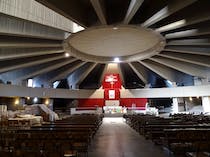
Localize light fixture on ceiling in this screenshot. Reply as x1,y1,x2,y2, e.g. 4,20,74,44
45,99,49,105
14,98,19,105
113,57,120,62
65,53,70,57
33,97,38,103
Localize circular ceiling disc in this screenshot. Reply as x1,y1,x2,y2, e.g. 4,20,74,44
64,25,166,63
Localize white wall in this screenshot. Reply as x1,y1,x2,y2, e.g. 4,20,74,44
1,84,210,99
202,96,210,113
172,98,178,113
0,84,104,98
120,85,210,98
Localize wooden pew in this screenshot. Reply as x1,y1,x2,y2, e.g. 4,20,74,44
0,113,103,157
163,128,210,155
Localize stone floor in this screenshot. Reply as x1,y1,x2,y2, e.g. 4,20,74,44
88,117,172,157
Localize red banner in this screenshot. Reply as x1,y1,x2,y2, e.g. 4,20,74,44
120,98,147,108
104,89,120,100
102,74,121,89
78,99,104,107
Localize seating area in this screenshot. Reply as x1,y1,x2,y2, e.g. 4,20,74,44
1,1,210,157
124,113,210,157
0,113,103,157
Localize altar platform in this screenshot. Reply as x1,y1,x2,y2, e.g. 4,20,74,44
104,113,124,117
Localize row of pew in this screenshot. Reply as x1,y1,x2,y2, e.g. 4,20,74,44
0,113,103,157
124,113,210,157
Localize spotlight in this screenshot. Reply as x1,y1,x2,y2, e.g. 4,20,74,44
14,99,19,105
114,57,120,62
65,53,70,57
33,97,38,103
45,99,49,105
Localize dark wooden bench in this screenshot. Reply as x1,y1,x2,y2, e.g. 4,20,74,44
163,129,210,155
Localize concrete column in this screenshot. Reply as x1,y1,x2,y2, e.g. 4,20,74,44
172,97,179,113
144,83,151,88
171,81,177,115
172,82,177,87
202,96,210,113
194,77,209,86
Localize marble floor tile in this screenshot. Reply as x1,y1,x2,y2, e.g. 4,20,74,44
88,117,172,157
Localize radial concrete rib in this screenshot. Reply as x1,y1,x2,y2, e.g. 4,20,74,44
149,56,208,78
165,28,210,39
0,14,67,40
16,58,77,81
156,11,210,32
130,62,150,83
128,62,147,84
164,48,210,56
76,63,97,87
118,64,125,87
35,0,87,28
139,60,178,82
0,42,61,48
0,49,64,61
167,39,210,46
49,62,87,83
99,64,108,85
0,0,74,32
90,0,107,25
142,0,198,27
123,0,144,24
158,52,210,67
0,55,64,74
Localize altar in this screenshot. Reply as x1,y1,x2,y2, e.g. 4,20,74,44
103,100,127,114
104,106,127,113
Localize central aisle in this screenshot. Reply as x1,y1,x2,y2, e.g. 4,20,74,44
88,117,170,157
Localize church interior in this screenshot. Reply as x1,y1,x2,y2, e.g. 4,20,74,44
1,0,210,156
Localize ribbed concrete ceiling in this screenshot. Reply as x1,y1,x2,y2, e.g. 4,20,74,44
65,25,165,62
1,0,210,89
